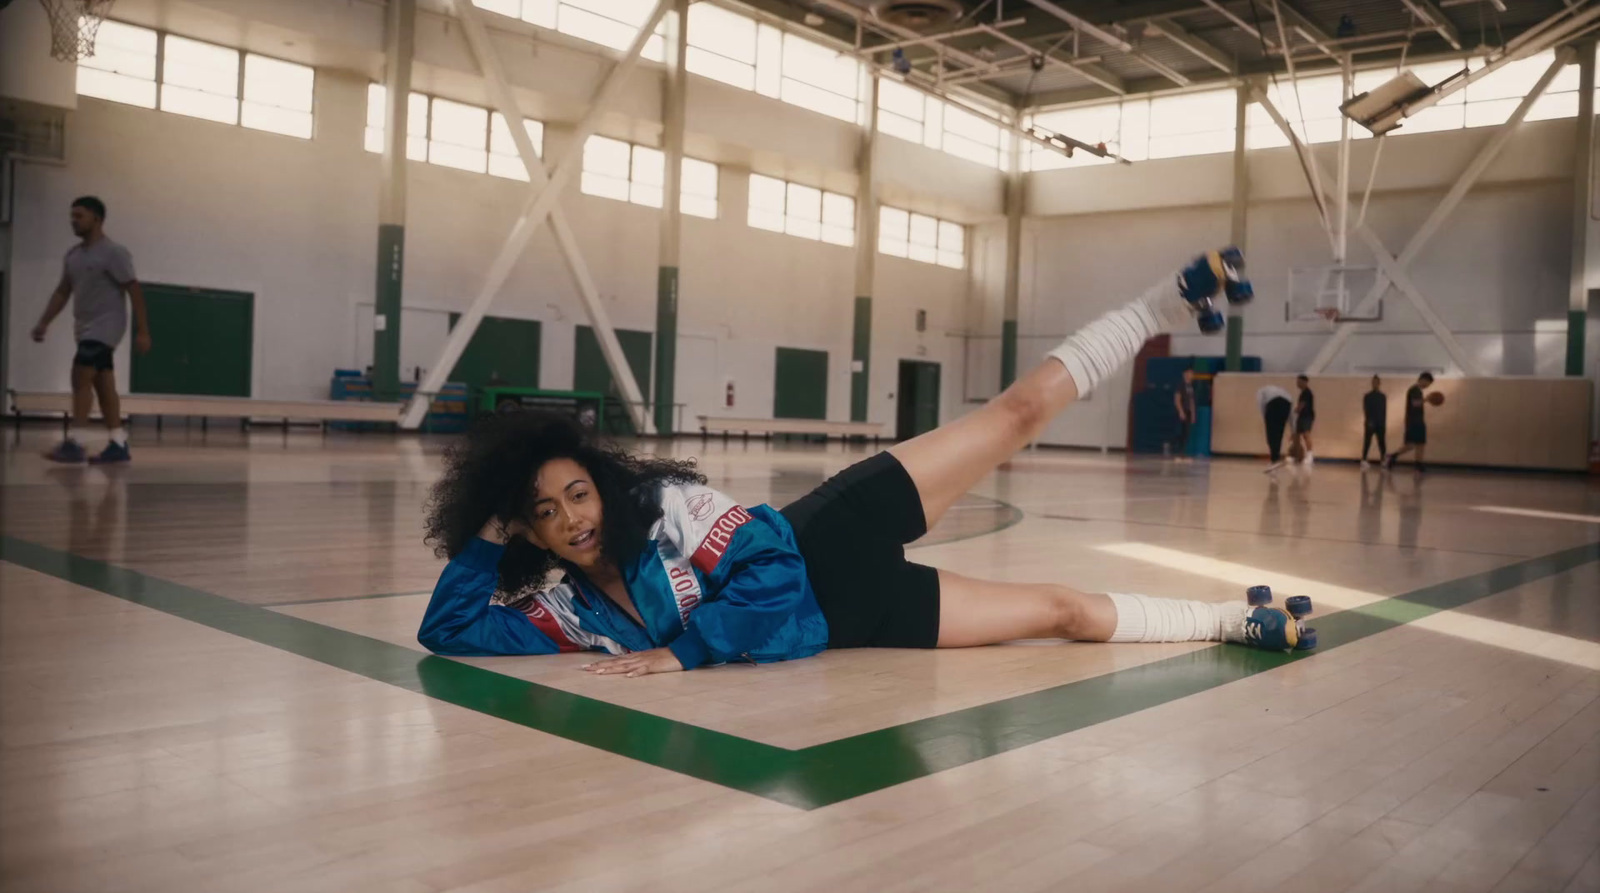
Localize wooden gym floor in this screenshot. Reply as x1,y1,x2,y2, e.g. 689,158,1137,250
2,425,1598,893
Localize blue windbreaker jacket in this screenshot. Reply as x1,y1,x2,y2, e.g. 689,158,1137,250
417,484,829,667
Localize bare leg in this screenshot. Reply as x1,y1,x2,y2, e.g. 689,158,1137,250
70,365,96,431
92,369,122,432
935,569,1115,647
890,360,1080,530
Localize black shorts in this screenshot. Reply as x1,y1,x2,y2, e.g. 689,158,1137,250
73,340,115,371
1295,413,1315,434
781,452,941,649
1405,423,1427,445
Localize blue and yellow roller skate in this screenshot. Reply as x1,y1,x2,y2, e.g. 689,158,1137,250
1227,585,1317,652
1177,247,1253,334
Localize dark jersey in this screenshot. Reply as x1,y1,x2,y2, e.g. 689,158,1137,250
1296,388,1315,416
1405,385,1425,427
1364,390,1386,426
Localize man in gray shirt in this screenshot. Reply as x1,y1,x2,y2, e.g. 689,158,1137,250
31,196,151,463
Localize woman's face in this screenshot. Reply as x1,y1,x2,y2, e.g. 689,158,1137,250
523,457,606,570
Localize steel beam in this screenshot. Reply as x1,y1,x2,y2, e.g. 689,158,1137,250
1260,53,1568,375
403,0,668,430
1400,0,1463,50
655,0,689,435
1146,19,1237,74
1569,39,1595,376
1019,0,1193,86
978,24,1127,94
372,0,414,403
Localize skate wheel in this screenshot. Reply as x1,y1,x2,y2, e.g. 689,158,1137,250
1247,585,1273,607
1198,309,1225,334
1285,595,1312,619
1294,627,1318,651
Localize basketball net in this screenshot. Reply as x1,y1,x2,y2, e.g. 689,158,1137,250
1313,307,1342,326
39,0,120,63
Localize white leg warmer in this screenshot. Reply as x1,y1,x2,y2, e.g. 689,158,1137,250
1106,592,1250,643
1046,277,1196,397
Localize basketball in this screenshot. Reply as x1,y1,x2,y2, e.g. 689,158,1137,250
1288,440,1306,461
1427,392,1445,406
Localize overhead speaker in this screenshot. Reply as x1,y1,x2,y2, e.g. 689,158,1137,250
870,0,964,31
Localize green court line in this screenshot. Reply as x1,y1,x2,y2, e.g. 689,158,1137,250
3,535,1595,810
268,590,432,607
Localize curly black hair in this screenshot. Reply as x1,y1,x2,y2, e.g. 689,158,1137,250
424,410,705,594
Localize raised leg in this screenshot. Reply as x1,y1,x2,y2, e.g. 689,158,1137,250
891,252,1247,530
890,360,1081,531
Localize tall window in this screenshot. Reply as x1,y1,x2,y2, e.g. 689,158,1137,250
773,28,861,122
878,206,964,269
473,0,665,61
77,23,315,139
365,85,545,180
76,20,158,108
748,174,854,246
687,3,757,91
161,35,239,124
473,0,864,125
241,54,315,138
582,136,719,218
877,79,1008,169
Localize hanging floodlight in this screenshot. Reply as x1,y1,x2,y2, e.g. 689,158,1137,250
1025,124,1132,164
1340,66,1468,136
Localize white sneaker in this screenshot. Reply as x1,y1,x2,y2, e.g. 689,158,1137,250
1264,461,1284,474
1304,453,1315,466
1360,460,1370,469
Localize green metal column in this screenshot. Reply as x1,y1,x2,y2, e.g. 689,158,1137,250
1226,84,1250,372
653,0,689,435
851,74,879,422
1001,115,1023,390
372,0,414,402
1569,40,1595,377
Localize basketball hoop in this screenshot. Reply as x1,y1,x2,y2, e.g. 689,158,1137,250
1312,307,1342,325
38,0,119,63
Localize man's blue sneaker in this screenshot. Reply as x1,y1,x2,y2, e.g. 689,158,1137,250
88,441,131,464
44,439,86,463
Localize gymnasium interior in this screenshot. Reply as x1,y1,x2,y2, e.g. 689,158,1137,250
2,0,1599,890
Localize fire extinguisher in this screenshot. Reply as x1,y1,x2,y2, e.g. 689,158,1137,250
725,380,735,408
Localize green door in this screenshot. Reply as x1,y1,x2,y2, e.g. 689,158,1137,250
774,347,828,421
574,325,652,435
130,284,252,397
896,360,940,439
446,314,541,391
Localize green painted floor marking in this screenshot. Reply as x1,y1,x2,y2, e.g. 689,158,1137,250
268,590,432,607
4,535,1595,810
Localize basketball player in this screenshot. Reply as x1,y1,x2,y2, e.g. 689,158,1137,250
1257,383,1294,473
1291,374,1316,465
31,196,151,464
1386,372,1434,472
1360,375,1386,468
1170,368,1196,462
416,248,1316,675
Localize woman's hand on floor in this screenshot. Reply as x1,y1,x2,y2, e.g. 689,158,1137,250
582,648,684,678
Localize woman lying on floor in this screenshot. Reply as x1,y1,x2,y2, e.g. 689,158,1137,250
417,248,1314,677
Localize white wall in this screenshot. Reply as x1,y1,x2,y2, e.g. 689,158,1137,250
5,65,980,429
961,116,1595,449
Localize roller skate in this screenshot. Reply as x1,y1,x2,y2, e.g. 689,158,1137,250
1225,585,1317,652
1177,247,1253,334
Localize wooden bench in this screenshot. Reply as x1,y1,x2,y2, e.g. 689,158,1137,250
697,415,886,442
9,391,404,432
